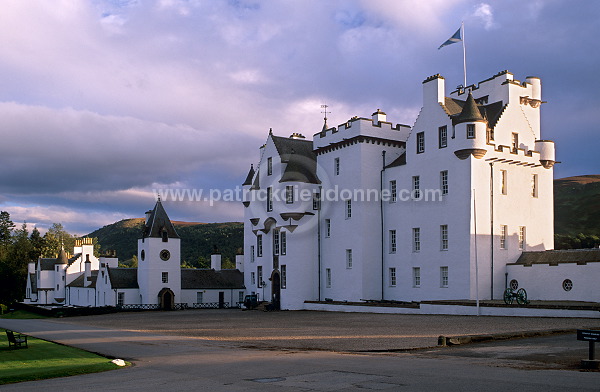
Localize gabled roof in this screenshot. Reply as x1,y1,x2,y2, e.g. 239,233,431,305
386,152,407,168
107,267,139,289
67,271,99,288
68,253,82,266
142,200,180,239
181,269,245,289
271,136,320,184
242,164,255,186
40,258,58,271
512,249,600,266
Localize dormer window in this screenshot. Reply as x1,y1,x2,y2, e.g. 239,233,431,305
162,230,168,242
466,124,475,139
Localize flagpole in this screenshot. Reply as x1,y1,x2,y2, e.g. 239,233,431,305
462,21,467,89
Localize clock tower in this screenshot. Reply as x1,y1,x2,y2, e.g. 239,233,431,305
137,199,181,309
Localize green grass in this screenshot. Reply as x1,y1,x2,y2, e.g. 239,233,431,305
0,310,48,319
0,330,126,385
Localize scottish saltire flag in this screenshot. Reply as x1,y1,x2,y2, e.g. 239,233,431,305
438,27,462,49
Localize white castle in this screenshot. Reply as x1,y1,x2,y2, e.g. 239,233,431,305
242,70,600,310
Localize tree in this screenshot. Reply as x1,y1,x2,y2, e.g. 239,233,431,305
29,227,45,261
42,223,75,257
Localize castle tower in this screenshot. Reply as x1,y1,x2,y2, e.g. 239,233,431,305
137,199,181,309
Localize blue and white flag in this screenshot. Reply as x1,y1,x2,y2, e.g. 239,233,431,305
438,27,462,50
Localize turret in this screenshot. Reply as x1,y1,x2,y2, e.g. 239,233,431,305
453,93,488,160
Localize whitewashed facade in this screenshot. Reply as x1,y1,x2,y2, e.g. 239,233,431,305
240,70,598,311
24,201,245,309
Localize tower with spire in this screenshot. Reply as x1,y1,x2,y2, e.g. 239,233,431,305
137,198,182,308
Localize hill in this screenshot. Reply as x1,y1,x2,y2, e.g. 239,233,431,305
554,175,600,249
87,219,243,268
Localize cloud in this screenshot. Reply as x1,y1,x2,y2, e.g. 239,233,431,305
472,3,496,30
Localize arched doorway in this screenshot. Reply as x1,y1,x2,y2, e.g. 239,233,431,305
270,270,281,310
158,288,175,310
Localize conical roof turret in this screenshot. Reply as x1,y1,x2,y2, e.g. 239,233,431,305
56,247,68,264
453,92,485,125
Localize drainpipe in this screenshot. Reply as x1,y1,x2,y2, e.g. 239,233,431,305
380,151,386,301
317,185,322,301
489,162,494,300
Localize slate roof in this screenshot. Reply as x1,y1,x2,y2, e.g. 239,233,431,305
453,93,484,125
29,273,37,293
242,164,255,186
511,249,600,266
142,200,180,239
386,152,407,168
56,248,69,264
272,136,320,184
107,267,139,289
40,258,58,271
181,269,245,289
443,96,506,130
67,271,99,288
68,253,82,266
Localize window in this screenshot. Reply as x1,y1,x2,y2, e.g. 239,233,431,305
345,199,352,219
511,133,519,153
389,230,397,253
517,227,525,249
286,185,294,204
251,272,256,285
467,124,475,139
346,249,353,269
500,225,508,249
273,229,280,255
257,266,263,288
250,245,255,263
416,132,425,154
501,170,507,195
239,291,244,303
413,267,421,287
281,265,287,289
412,176,421,199
266,187,273,212
439,126,448,148
412,228,421,252
117,292,125,306
531,174,538,198
440,170,448,196
326,268,332,288
313,192,321,210
390,180,397,203
325,219,331,237
440,266,449,288
281,231,287,255
440,225,448,250
197,292,203,303
486,127,494,142
162,272,168,283
257,235,263,257
389,268,397,287
334,158,340,175
267,157,272,175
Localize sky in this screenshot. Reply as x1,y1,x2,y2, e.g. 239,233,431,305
1,0,599,235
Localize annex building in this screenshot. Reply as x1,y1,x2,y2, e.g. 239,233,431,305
24,200,245,309
242,70,600,311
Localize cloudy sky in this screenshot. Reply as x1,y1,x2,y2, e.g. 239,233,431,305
1,0,598,235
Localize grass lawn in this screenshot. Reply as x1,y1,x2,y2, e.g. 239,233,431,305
0,310,48,319
0,330,126,385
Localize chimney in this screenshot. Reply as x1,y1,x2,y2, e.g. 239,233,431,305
84,254,91,287
235,254,244,273
372,109,386,125
211,247,222,270
290,132,305,139
422,74,445,106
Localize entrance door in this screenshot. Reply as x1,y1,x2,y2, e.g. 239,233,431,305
158,288,174,310
218,292,225,308
271,270,281,310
